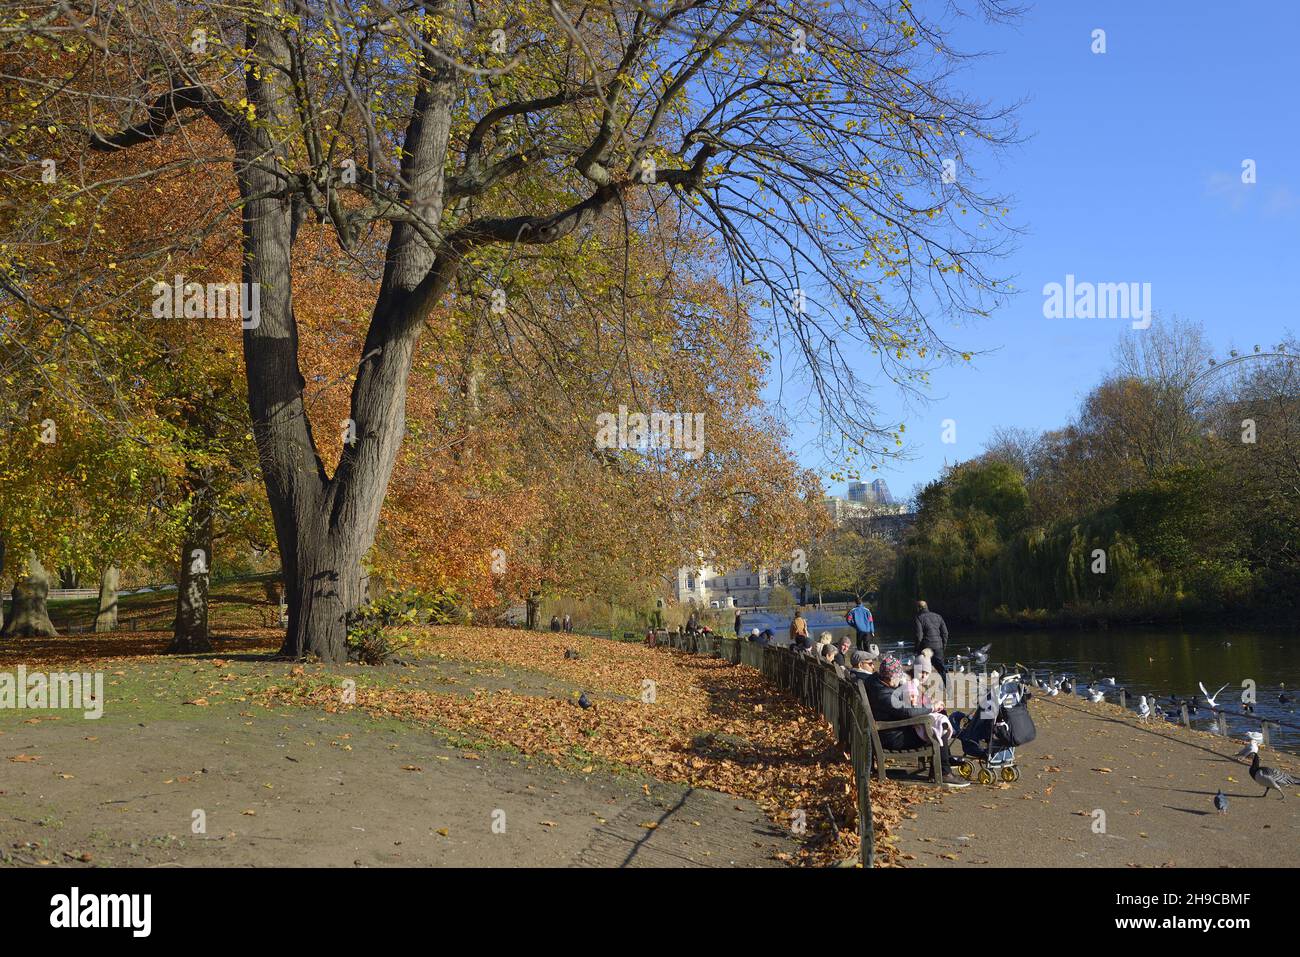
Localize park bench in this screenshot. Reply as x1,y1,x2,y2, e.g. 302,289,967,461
856,683,944,785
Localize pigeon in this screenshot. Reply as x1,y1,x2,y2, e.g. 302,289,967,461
971,644,992,666
577,691,593,710
1235,731,1264,758
563,648,581,660
1249,752,1299,800
1199,682,1229,709
1214,790,1228,815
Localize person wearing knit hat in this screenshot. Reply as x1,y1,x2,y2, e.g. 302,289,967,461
863,656,968,788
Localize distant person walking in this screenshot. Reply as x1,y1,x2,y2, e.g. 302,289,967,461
913,600,949,681
562,614,572,634
549,615,561,633
789,609,809,645
847,598,875,647
734,610,743,639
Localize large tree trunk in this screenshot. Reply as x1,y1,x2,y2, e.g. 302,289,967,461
236,18,457,663
2,553,58,637
94,565,119,632
168,488,213,654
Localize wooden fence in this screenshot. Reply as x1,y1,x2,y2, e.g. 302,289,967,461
658,628,876,866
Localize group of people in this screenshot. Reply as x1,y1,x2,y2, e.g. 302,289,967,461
737,598,969,789
549,614,573,633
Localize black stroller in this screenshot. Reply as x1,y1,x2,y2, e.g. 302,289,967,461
953,673,1037,785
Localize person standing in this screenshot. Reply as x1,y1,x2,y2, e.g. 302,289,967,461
789,609,810,646
734,609,743,639
847,598,875,647
562,614,572,634
913,600,949,682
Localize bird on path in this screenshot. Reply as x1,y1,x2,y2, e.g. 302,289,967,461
1087,685,1106,704
1137,695,1151,721
1235,731,1263,759
577,691,593,710
1249,752,1299,800
1214,790,1228,815
1059,678,1075,695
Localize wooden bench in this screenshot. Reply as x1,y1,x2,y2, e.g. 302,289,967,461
854,682,944,785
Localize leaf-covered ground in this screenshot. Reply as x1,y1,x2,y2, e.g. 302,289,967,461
259,626,932,865
2,624,935,866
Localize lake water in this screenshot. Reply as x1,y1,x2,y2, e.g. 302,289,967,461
736,611,1300,752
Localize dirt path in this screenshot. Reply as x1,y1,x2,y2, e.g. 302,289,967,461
0,706,794,868
893,693,1300,867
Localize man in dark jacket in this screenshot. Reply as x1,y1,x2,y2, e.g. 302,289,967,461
913,600,950,681
863,657,967,787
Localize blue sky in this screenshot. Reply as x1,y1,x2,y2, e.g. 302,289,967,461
776,1,1300,503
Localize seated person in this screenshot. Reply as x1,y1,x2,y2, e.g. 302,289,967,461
819,642,838,665
847,647,879,682
863,657,968,788
758,628,776,645
832,634,854,666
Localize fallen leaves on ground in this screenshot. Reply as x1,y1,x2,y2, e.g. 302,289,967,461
258,625,930,866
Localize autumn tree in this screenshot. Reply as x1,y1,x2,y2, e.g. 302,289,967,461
3,0,1018,660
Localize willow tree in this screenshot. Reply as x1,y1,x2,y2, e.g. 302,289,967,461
4,0,1016,660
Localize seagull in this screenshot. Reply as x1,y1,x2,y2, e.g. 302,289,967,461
1199,682,1230,709
1087,684,1106,704
1214,790,1228,815
1235,731,1264,758
1137,695,1151,721
1102,676,1117,687
1250,752,1299,800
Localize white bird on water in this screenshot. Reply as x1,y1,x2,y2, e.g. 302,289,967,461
1199,681,1230,709
1087,684,1106,704
1102,676,1117,687
1235,731,1264,758
1137,695,1151,721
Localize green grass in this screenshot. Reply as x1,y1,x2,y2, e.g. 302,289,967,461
46,577,279,632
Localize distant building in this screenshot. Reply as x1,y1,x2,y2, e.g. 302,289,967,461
824,479,913,540
672,479,911,608
673,562,794,608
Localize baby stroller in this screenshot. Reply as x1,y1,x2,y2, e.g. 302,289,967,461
953,673,1036,785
